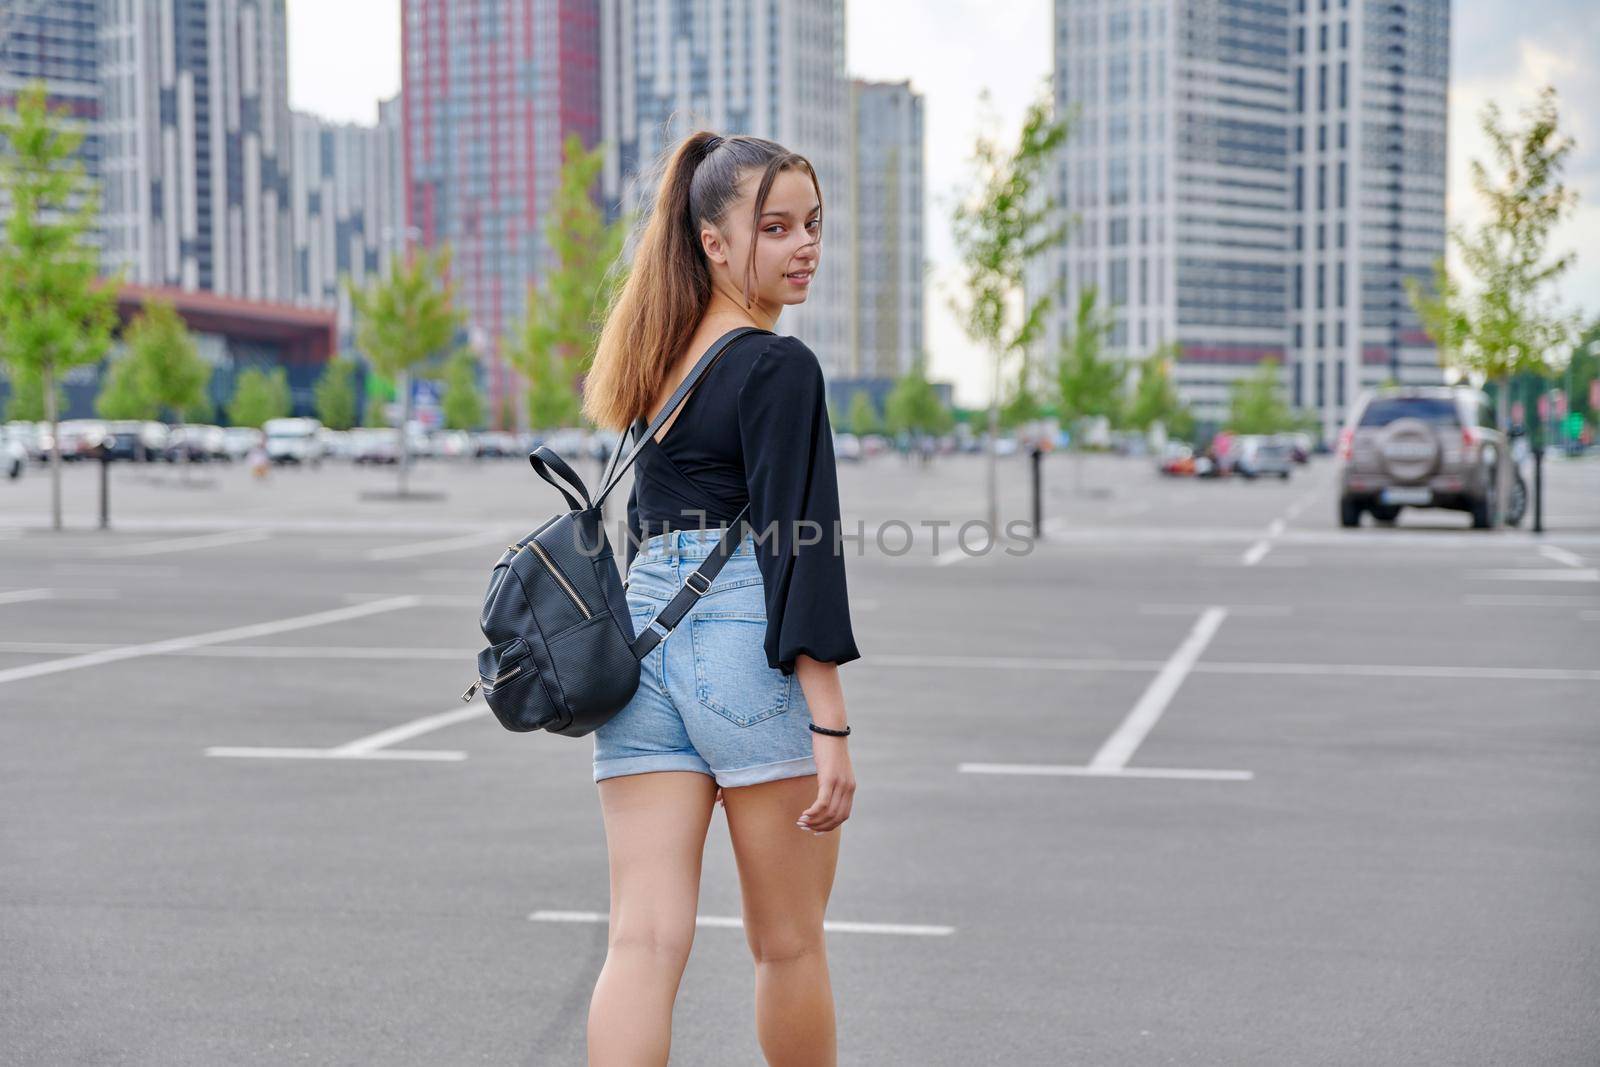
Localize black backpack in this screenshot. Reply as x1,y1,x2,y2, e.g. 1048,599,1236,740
460,326,769,735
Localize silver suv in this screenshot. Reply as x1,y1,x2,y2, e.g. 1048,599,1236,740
1338,386,1510,529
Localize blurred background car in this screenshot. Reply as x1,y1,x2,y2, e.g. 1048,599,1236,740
1157,440,1196,476
221,426,263,461
351,427,401,464
473,431,518,458
162,424,227,463
99,420,167,462
832,432,862,462
264,416,326,465
1338,386,1509,528
1234,435,1294,480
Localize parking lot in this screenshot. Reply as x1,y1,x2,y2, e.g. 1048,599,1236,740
2,451,1597,1064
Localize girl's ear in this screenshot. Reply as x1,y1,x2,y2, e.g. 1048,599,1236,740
700,224,728,266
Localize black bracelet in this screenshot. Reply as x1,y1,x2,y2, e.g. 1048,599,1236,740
808,723,851,737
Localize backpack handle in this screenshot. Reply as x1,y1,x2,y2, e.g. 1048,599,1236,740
528,445,592,512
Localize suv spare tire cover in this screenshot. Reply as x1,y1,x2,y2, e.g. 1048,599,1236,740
1378,417,1441,483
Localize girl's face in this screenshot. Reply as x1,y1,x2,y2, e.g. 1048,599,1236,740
701,166,821,313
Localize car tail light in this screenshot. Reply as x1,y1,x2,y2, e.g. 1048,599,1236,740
1337,427,1353,461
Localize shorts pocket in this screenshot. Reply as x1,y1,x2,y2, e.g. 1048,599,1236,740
690,615,792,727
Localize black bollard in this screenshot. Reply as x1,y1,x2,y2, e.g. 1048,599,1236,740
1532,444,1544,534
98,441,111,530
1030,444,1043,539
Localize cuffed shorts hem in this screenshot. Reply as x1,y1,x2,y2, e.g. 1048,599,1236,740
593,752,714,784
713,754,818,788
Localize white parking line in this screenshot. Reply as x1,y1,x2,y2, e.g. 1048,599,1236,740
208,703,485,762
365,529,519,562
0,588,55,606
528,910,956,937
1240,518,1286,566
1463,594,1600,608
1539,545,1586,568
91,529,272,558
0,595,420,688
1468,568,1599,583
959,763,1253,781
1089,607,1227,772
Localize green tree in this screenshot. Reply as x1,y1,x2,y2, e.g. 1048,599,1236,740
1564,321,1598,435
441,349,485,431
1056,287,1125,434
117,298,209,423
0,362,67,422
348,243,467,495
884,356,953,441
1127,342,1194,439
94,352,157,420
227,366,290,429
1226,359,1294,434
507,132,629,431
313,356,360,431
845,391,881,436
951,82,1071,535
0,82,122,529
1405,85,1580,524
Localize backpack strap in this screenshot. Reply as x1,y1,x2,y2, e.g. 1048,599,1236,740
629,504,750,661
593,325,770,510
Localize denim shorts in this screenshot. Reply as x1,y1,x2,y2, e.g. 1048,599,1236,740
592,526,818,788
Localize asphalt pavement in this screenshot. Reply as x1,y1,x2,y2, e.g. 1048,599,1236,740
1,450,1596,1065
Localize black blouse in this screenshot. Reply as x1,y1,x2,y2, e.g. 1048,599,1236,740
622,329,860,676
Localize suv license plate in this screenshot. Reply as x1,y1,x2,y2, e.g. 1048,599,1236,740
1381,487,1432,506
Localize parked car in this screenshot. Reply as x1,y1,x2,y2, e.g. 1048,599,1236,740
1338,386,1511,528
1280,432,1313,464
1157,441,1196,476
351,427,401,465
833,432,862,462
473,431,519,458
263,417,326,465
163,423,227,462
1234,435,1294,480
221,426,263,460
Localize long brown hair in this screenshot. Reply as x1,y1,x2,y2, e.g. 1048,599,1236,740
582,131,823,432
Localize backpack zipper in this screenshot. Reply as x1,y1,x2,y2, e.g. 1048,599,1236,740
461,661,526,703
526,540,593,619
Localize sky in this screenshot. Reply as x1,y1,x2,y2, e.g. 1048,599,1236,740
287,1,1600,408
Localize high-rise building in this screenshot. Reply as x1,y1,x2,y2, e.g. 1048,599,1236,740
852,78,924,380
599,0,856,379
1040,0,1447,433
402,0,602,427
0,1,102,227
99,0,295,302
290,95,406,354
1290,0,1448,439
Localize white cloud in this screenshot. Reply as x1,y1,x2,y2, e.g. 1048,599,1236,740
285,0,399,125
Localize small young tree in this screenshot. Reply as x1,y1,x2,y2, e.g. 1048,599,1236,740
313,356,360,431
1127,342,1193,439
507,132,628,431
884,356,954,452
845,391,881,437
0,82,122,529
441,349,485,431
1056,287,1125,435
94,354,158,420
1405,85,1580,524
227,367,290,429
348,244,466,495
1226,359,1294,434
122,298,209,422
951,82,1071,535
1,363,67,422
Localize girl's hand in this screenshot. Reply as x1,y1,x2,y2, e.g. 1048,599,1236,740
797,736,854,834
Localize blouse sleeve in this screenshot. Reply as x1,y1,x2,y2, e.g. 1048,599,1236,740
736,335,861,676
